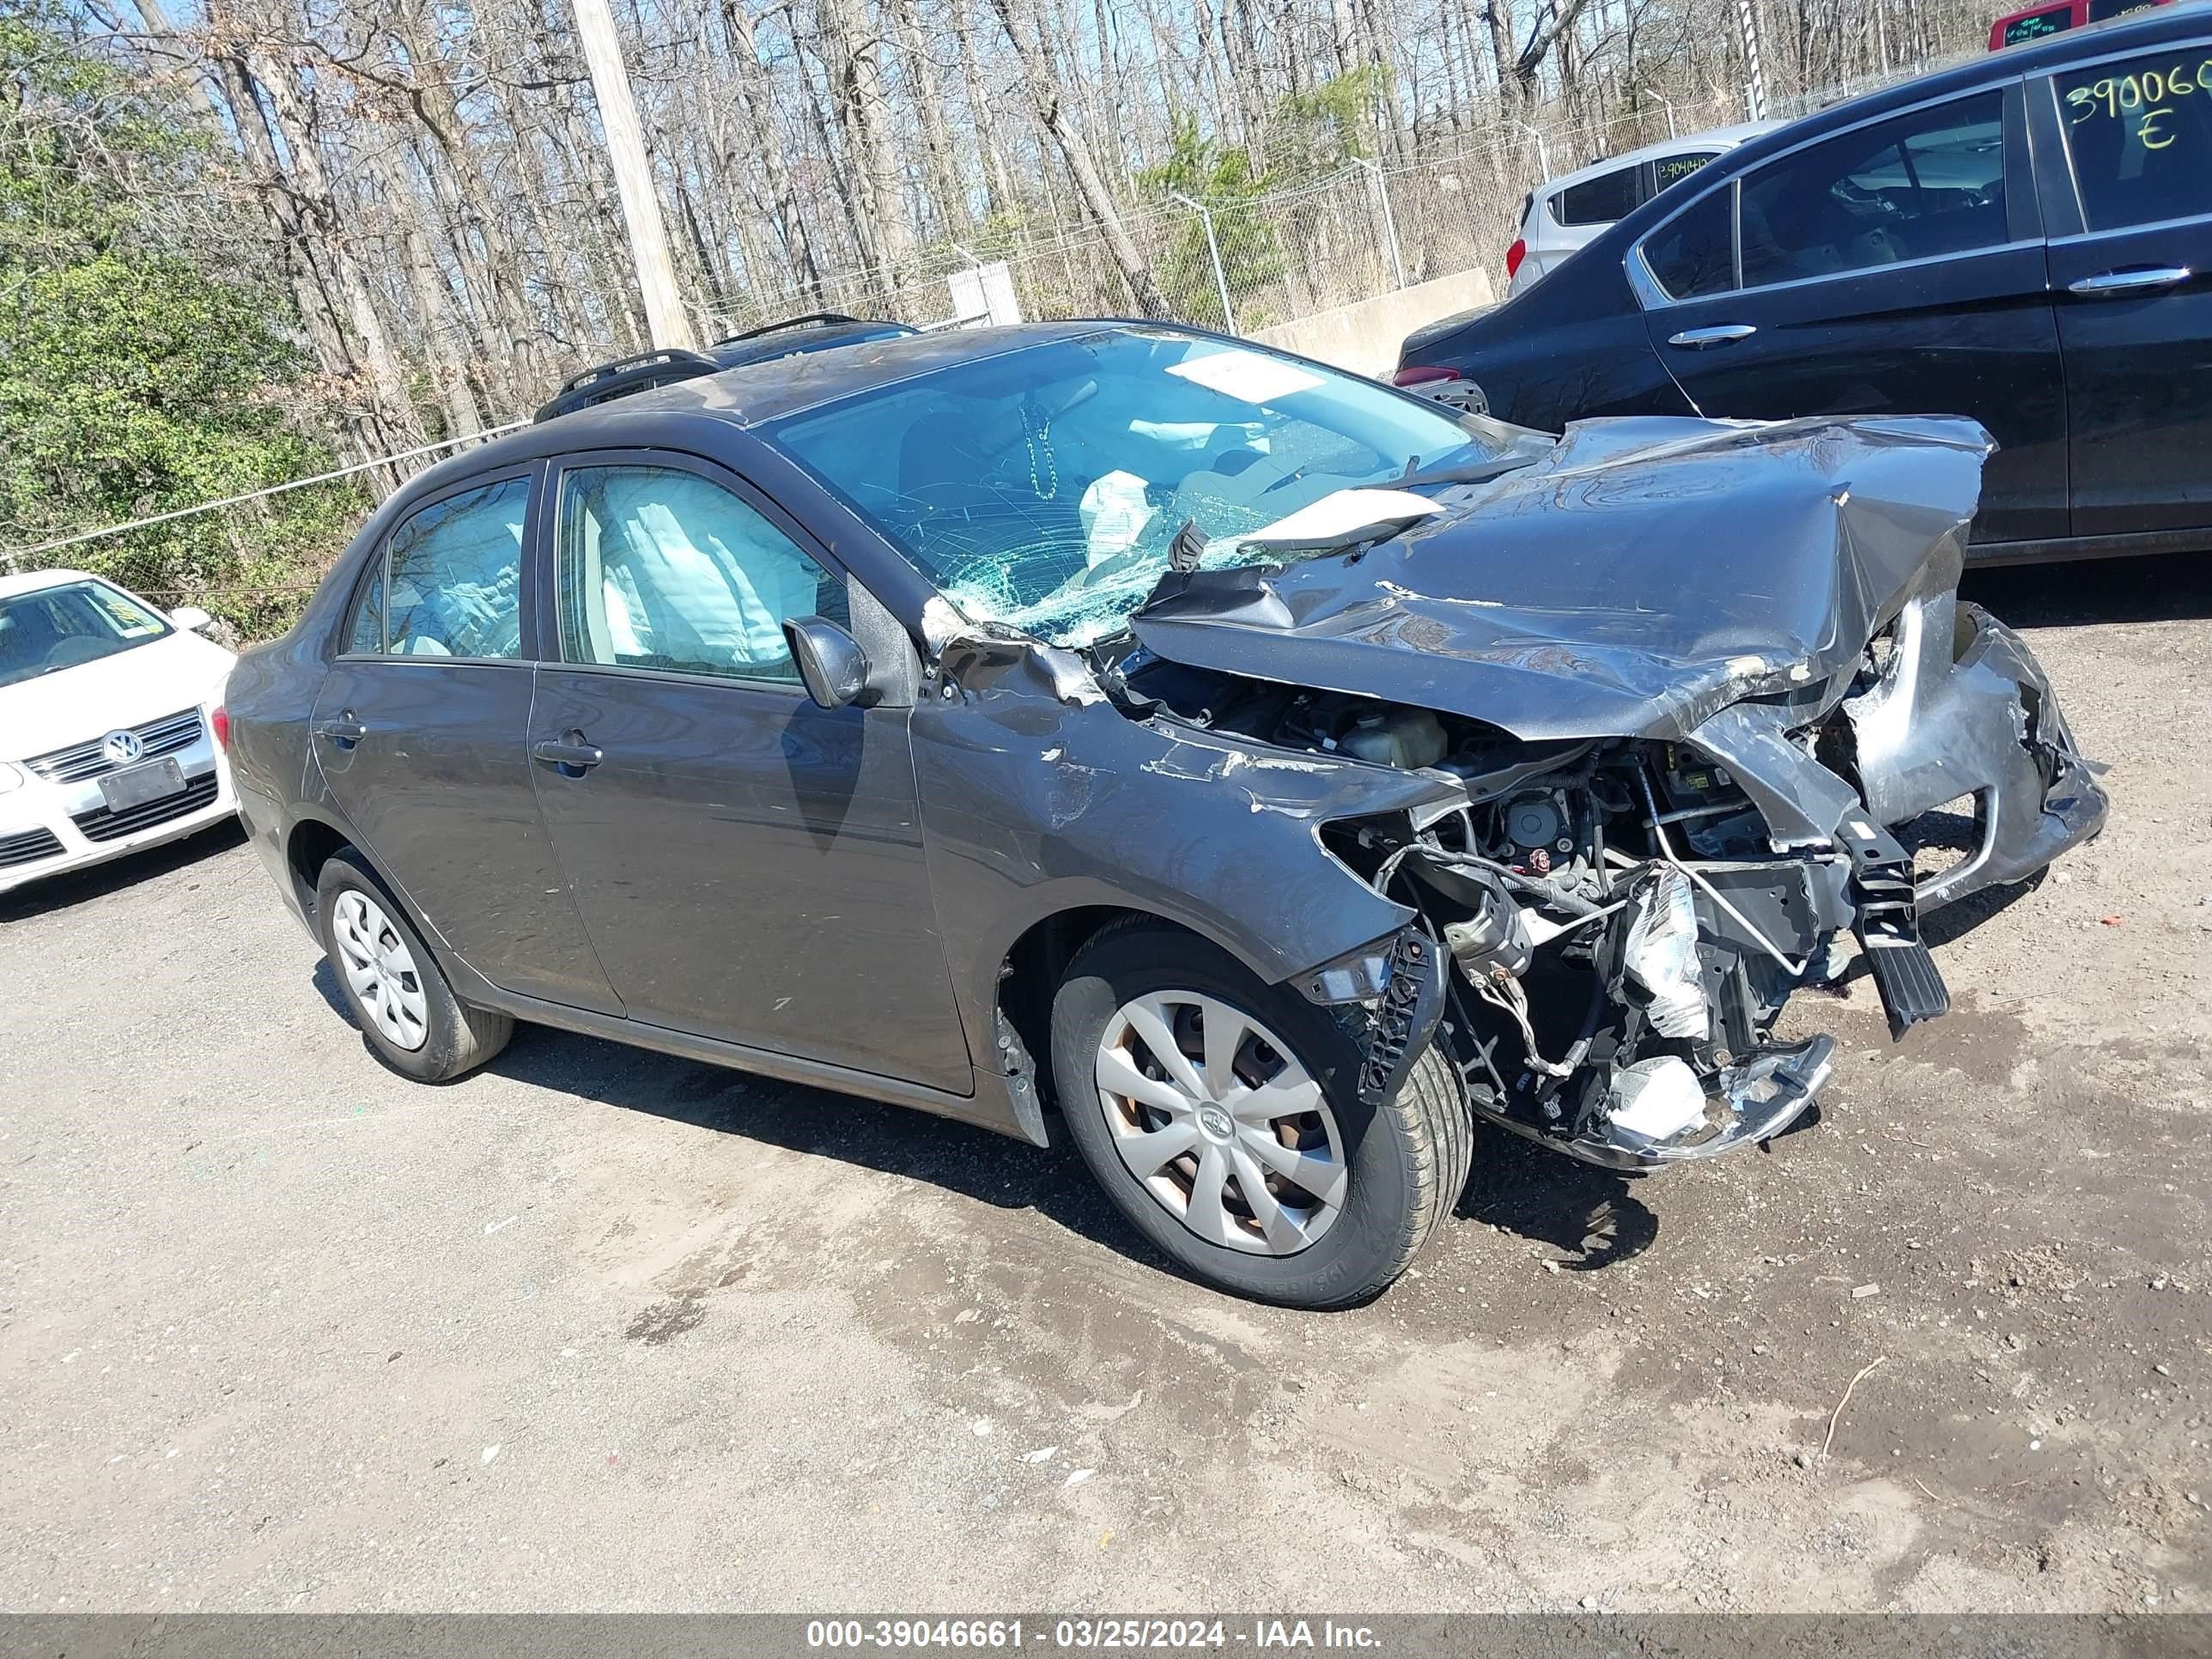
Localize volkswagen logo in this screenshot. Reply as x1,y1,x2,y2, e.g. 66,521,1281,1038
100,729,144,766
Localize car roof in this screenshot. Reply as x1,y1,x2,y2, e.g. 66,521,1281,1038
1741,1,2211,149
1540,119,1788,195
706,317,917,368
1553,3,2212,259
0,568,105,601
406,319,1135,498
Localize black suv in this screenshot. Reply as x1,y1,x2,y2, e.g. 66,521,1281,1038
1395,5,2212,562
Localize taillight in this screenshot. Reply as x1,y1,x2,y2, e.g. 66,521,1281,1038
1391,365,1461,388
1504,238,1527,278
210,706,229,750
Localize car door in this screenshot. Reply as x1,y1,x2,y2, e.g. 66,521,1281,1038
313,467,623,1015
2036,36,2212,538
1631,82,2071,546
526,450,971,1093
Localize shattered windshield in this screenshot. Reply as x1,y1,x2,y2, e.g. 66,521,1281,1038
765,328,1523,647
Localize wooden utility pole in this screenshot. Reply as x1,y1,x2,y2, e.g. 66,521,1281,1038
569,0,695,349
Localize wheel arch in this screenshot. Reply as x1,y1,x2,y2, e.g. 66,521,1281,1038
283,812,354,919
285,812,441,952
993,902,1267,1129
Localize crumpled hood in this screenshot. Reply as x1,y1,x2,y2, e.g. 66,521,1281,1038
1127,414,1991,742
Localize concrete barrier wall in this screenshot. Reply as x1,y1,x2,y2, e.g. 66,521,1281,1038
1251,269,1496,380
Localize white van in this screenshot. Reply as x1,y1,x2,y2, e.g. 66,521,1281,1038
1505,121,1784,296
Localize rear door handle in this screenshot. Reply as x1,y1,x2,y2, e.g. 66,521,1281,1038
313,714,368,746
2067,264,2191,296
532,737,604,772
1666,324,1758,348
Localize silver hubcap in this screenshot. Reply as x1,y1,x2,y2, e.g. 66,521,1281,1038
331,890,430,1052
1094,991,1346,1256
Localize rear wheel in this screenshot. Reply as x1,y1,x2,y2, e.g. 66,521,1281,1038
1051,919,1470,1308
314,848,511,1082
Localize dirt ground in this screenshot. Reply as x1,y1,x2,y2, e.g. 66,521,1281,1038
1,556,2207,1614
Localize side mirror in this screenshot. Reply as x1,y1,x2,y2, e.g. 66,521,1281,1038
783,617,872,710
169,605,213,634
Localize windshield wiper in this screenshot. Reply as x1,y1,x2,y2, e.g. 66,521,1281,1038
1398,453,1538,489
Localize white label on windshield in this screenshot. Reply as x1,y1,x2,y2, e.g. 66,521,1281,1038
1165,349,1326,406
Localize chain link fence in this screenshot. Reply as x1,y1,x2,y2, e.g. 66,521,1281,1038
689,75,1826,344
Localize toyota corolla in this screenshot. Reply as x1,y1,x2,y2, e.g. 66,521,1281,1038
222,324,2106,1307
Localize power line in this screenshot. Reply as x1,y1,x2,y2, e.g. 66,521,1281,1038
0,421,528,571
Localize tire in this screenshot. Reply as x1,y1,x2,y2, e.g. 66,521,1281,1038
313,846,512,1083
1050,918,1472,1309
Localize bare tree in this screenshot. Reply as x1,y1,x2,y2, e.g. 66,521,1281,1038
988,0,1167,317
53,0,2003,489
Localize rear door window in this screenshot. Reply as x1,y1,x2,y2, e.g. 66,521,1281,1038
1736,93,2008,287
1553,163,1644,226
2055,47,2212,229
346,477,529,659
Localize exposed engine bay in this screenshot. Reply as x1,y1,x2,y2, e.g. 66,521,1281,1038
1106,616,2096,1169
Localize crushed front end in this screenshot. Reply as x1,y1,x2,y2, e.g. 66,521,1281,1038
1086,412,2107,1170
1318,726,1865,1170
1313,673,2099,1170
1113,592,2103,1173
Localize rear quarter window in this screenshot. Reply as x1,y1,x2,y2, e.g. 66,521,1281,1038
1650,150,1723,194
1553,164,1644,227
2002,5,2073,45
1643,186,1738,298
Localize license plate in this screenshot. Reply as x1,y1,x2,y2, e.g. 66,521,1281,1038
100,757,186,812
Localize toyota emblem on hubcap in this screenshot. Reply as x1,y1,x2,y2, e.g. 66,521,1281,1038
100,729,143,765
1198,1105,1234,1141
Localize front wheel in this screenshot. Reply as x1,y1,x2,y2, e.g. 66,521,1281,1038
314,848,512,1083
1050,920,1472,1308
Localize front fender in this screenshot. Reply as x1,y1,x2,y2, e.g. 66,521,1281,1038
911,678,1465,1068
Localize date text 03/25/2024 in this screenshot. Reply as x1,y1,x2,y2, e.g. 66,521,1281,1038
804,1620,1384,1650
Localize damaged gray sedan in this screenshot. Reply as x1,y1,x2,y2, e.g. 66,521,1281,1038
224,322,2106,1309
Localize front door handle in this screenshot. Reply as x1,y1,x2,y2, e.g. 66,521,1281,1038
2068,264,2191,296
313,713,368,747
1666,324,1758,348
532,735,604,773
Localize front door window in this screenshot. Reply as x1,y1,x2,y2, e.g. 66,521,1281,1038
1736,93,2008,287
553,465,845,683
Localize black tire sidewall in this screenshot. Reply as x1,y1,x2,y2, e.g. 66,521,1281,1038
1051,923,1426,1309
314,850,477,1083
